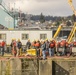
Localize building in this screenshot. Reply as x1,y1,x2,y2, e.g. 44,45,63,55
0,7,14,28
0,29,52,45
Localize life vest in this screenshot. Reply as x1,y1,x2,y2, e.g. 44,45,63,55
50,42,55,48
60,42,64,47
2,41,5,47
13,41,16,47
35,42,40,47
60,40,66,47
66,42,68,47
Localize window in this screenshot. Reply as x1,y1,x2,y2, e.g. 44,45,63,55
22,34,29,40
40,34,47,39
0,34,6,40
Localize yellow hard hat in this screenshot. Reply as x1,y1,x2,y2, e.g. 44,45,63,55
14,38,16,40
45,38,48,41
41,39,44,42
18,39,20,41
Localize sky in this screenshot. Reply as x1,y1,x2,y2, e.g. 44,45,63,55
2,0,76,16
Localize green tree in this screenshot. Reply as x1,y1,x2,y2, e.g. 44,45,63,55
55,21,60,26
39,13,45,23
66,21,71,26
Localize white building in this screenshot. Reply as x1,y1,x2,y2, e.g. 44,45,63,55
0,30,52,45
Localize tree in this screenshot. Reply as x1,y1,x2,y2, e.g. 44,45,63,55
55,21,60,26
39,13,45,23
66,20,71,26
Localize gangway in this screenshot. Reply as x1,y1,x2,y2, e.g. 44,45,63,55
53,25,62,39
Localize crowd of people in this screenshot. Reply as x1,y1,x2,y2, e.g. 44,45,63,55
0,39,22,57
10,39,22,56
0,38,76,59
26,39,74,59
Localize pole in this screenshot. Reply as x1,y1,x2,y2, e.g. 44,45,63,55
13,2,15,28
14,15,15,28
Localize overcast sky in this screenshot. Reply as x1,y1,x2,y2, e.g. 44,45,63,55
3,0,76,16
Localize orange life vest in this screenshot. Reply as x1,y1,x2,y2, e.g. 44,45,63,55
2,41,5,47
35,42,40,47
60,42,64,47
66,42,68,47
50,42,55,48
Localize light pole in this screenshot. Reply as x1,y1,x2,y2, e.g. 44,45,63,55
13,2,16,28
13,14,15,28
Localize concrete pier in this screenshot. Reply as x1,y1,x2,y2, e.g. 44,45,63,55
0,57,76,75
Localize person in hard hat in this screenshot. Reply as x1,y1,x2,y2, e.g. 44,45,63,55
1,40,6,56
65,42,71,56
10,39,14,54
0,42,2,56
57,39,66,56
13,39,17,56
10,39,14,47
73,40,76,47
16,39,22,56
45,38,49,56
49,39,55,56
26,39,31,50
31,40,36,49
10,38,17,57
41,40,46,60
35,40,41,57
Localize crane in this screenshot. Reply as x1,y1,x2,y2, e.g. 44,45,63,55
67,0,76,43
68,0,76,15
53,25,63,39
